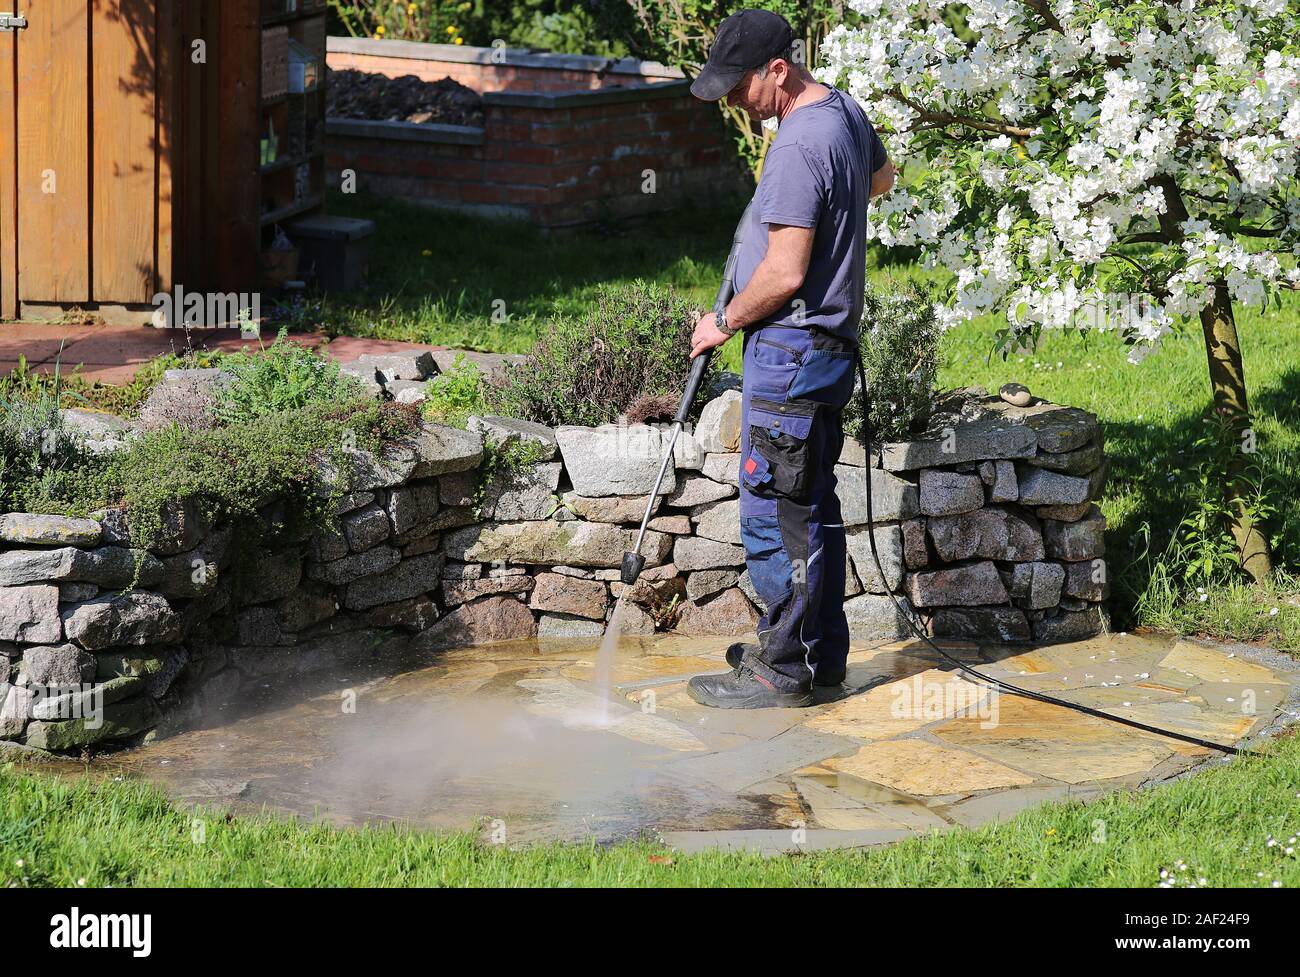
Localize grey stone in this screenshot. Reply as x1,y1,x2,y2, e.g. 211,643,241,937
1042,505,1106,561
1036,501,1092,522
30,674,146,721
737,568,760,609
408,421,484,479
413,594,537,650
437,470,478,507
837,465,919,524
0,546,159,588
444,520,671,569
647,514,691,534
1006,561,1066,610
276,589,338,632
485,462,562,521
1015,404,1099,453
150,499,208,556
665,472,736,508
529,572,607,619
94,646,189,700
673,535,746,572
336,491,381,520
695,390,742,453
341,552,445,611
929,606,1030,642
20,644,96,686
1031,606,1108,643
691,497,740,545
927,507,1045,563
338,361,384,398
1063,558,1110,601
155,528,232,599
24,696,161,751
551,565,595,579
537,613,605,640
310,519,348,563
236,606,288,646
1087,458,1110,500
901,518,928,569
686,569,739,602
91,507,131,546
441,573,534,607
466,414,559,460
389,379,428,404
919,469,985,516
843,593,918,640
881,418,1037,471
0,585,61,643
701,452,741,486
429,348,528,381
61,591,181,650
342,502,392,552
555,423,676,497
672,426,707,472
1016,465,1090,506
844,551,863,598
0,513,102,548
364,595,439,631
845,523,904,593
440,561,482,580
906,561,1008,607
308,545,401,585
675,587,759,636
837,436,870,467
237,549,303,604
1026,441,1103,475
561,492,657,523
990,460,1018,502
352,351,437,383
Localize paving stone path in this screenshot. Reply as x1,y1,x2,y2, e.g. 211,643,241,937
71,629,1299,852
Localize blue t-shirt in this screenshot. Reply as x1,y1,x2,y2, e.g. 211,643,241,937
733,86,888,345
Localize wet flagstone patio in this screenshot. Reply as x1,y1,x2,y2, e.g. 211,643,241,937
77,630,1300,852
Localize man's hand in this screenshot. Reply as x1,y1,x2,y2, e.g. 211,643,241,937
690,311,733,359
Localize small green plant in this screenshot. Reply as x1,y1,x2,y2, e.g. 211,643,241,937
0,350,96,512
485,281,714,428
217,330,362,425
421,353,487,430
844,279,942,443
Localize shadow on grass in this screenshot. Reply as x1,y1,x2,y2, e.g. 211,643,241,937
1104,367,1300,626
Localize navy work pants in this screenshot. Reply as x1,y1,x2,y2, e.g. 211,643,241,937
737,325,860,692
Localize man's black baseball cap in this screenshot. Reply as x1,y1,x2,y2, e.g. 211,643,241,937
690,9,797,102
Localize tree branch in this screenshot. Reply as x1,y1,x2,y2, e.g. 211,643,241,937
887,89,1036,138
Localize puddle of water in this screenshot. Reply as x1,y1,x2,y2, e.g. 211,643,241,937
63,633,779,845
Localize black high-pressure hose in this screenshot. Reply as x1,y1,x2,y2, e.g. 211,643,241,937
850,356,1253,757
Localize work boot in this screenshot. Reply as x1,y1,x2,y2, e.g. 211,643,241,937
725,641,846,688
687,662,813,709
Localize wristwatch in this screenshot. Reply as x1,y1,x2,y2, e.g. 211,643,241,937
716,309,739,337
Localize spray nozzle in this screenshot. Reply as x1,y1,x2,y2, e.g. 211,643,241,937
620,551,645,586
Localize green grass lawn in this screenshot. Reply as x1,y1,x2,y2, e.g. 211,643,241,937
4,730,1298,887
321,194,1300,651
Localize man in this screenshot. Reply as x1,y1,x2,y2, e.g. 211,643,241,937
685,9,896,709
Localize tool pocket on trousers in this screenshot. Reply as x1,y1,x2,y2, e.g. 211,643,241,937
744,396,817,502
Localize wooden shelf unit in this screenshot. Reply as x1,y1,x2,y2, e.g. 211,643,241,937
258,2,328,257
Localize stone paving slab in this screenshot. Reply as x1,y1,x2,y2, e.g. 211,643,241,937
75,628,1300,849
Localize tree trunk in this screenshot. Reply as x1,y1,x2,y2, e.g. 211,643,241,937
1198,281,1273,581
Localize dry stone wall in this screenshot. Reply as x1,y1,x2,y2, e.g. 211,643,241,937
0,375,1108,754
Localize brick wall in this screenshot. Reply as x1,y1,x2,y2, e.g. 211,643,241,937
324,38,746,227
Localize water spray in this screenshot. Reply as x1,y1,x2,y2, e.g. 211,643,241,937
618,203,1254,758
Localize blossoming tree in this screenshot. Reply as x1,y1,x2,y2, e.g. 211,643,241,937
819,0,1299,580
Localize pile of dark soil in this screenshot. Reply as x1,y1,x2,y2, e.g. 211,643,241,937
325,69,485,128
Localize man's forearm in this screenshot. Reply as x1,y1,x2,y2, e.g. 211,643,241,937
724,257,803,331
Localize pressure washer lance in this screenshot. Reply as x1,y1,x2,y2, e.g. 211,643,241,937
621,223,1254,759
621,203,753,590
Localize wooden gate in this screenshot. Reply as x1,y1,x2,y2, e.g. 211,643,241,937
0,0,261,320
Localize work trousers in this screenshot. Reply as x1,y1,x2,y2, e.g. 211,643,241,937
737,325,860,692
